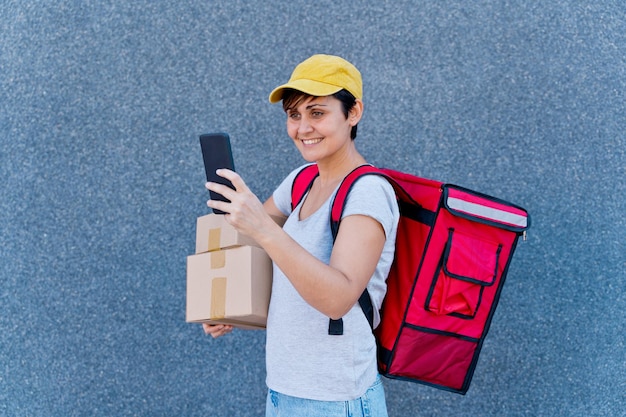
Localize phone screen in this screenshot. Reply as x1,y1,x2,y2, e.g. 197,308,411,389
200,133,235,214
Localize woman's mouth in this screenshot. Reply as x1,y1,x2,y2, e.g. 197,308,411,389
301,138,323,145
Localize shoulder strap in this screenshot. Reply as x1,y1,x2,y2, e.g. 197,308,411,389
290,164,394,335
329,165,391,238
291,164,319,211
329,165,392,333
332,165,434,232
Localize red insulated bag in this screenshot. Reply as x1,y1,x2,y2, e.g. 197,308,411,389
291,164,530,394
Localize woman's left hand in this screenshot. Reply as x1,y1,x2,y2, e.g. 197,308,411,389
205,169,275,240
202,323,233,338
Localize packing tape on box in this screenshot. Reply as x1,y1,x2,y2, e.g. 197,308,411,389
208,228,221,252
210,250,226,269
211,277,227,319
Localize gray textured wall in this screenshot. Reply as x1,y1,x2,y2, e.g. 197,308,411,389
1,1,624,416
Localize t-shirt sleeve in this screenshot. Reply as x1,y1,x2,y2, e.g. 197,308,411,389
341,175,399,238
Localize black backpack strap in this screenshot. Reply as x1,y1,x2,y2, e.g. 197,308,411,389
328,318,344,335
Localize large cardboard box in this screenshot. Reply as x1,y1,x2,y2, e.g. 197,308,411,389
186,245,272,329
195,213,259,254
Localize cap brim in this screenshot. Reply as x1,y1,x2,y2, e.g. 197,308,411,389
268,79,343,103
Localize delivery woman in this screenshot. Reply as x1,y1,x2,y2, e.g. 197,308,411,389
204,54,399,417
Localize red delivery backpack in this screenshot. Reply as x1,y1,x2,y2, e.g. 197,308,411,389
291,164,530,394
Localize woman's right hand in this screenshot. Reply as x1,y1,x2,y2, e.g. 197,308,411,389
202,323,233,338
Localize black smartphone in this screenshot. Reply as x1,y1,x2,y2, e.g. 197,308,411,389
200,133,235,215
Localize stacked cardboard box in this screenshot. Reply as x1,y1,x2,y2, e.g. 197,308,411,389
186,213,272,329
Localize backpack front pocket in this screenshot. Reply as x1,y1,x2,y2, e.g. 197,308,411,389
425,228,502,319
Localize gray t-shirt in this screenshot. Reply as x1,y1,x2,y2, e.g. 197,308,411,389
266,165,399,401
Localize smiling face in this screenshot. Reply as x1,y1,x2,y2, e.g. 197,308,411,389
284,94,361,164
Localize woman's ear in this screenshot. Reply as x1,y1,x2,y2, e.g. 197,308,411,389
348,99,364,126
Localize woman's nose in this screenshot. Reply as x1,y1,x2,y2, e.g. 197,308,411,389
297,117,313,134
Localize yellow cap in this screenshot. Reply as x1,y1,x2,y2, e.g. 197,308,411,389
269,54,362,103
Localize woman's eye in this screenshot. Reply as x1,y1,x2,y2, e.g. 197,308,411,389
311,111,324,117
288,112,300,120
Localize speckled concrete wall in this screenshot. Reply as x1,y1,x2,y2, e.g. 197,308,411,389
1,1,624,416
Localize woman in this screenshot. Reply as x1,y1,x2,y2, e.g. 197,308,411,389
204,54,399,417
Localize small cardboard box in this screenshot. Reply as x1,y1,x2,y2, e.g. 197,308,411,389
195,213,259,254
186,245,272,329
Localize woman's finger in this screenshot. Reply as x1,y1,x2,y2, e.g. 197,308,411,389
206,198,230,214
215,169,249,193
202,323,233,338
205,181,237,202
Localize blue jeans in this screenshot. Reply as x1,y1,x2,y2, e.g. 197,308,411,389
265,375,388,417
